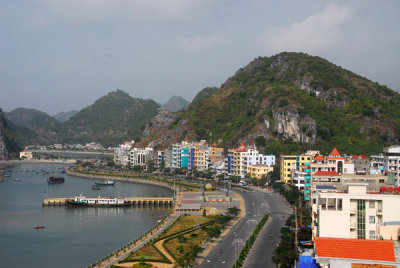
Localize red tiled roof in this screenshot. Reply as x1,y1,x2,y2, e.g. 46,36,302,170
350,155,358,160
329,147,341,157
315,237,395,262
326,156,345,160
313,170,340,176
359,154,369,160
313,154,325,161
235,142,247,152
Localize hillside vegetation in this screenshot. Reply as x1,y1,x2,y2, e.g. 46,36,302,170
141,52,400,155
60,90,159,146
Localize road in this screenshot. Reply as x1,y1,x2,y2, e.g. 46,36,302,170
198,188,292,268
243,191,292,268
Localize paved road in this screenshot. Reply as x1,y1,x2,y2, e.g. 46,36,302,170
199,189,290,268
243,191,292,268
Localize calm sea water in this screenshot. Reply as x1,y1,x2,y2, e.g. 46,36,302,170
0,163,172,268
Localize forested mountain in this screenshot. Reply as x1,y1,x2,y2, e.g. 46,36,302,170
139,52,400,155
162,96,189,112
5,107,61,145
0,108,21,159
53,110,78,123
60,90,159,146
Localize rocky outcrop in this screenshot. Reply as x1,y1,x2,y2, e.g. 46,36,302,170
272,109,317,143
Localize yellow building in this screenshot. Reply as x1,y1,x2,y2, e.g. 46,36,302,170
247,164,274,179
280,154,312,184
19,150,33,159
211,146,224,157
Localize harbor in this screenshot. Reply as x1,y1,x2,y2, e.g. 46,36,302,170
42,196,174,207
0,163,173,268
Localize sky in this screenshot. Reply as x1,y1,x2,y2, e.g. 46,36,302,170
1,0,399,115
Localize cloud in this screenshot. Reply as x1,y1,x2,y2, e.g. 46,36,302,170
179,35,225,51
39,0,215,23
256,4,354,53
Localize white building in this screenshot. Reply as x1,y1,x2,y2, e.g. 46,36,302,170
313,183,400,240
113,141,134,166
383,145,400,186
171,143,181,169
370,153,384,174
130,147,154,167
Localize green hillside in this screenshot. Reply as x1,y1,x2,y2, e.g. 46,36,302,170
148,52,400,155
61,90,159,146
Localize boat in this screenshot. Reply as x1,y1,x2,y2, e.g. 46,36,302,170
66,195,128,207
47,177,65,184
91,184,101,190
15,178,21,181
96,180,115,186
34,226,45,229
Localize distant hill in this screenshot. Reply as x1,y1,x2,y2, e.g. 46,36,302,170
191,87,218,104
139,52,400,155
162,96,190,112
0,108,21,159
60,90,160,146
53,110,78,123
5,107,61,145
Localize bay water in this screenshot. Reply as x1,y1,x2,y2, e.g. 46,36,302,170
0,163,172,267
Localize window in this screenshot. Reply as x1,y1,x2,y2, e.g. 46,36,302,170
357,200,366,239
337,198,342,210
319,198,327,210
369,201,375,209
369,230,376,239
369,216,375,224
328,198,336,210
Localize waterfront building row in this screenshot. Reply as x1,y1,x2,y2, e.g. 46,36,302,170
113,140,275,178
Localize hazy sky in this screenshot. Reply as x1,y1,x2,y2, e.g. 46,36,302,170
1,0,399,115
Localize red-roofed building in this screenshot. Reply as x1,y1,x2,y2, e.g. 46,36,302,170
314,236,397,267
313,154,325,162
326,147,345,174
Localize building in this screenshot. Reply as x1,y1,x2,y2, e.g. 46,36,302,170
247,164,274,179
314,237,398,268
19,150,33,159
370,153,384,174
313,183,400,240
113,141,134,166
280,153,313,185
130,148,154,168
383,145,400,186
171,143,181,169
350,155,370,175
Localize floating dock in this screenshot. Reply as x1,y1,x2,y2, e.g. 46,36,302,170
42,197,174,207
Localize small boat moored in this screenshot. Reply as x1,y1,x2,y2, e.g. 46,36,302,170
91,184,101,190
96,180,115,186
34,225,45,229
47,177,65,184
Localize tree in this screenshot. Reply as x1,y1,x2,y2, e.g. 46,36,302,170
147,160,155,173
160,159,165,171
227,207,240,217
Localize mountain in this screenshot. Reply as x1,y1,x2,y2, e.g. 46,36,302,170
5,108,61,145
0,108,21,159
191,87,218,104
60,90,159,147
139,52,400,155
162,96,190,112
53,110,78,123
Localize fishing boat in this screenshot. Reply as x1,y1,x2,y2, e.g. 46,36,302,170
91,184,101,190
34,225,45,229
47,176,65,184
15,178,21,181
66,195,128,207
96,180,115,186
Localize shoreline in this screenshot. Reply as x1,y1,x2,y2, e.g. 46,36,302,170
66,170,176,192
0,159,76,165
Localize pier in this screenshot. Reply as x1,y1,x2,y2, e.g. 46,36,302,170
42,197,174,207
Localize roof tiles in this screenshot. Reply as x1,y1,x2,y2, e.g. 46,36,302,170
315,237,395,262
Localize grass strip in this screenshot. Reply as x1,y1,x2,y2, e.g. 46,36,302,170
234,215,269,268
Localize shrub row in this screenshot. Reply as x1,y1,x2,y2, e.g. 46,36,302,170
234,215,269,268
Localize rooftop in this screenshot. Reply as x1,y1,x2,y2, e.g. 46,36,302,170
315,237,396,262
